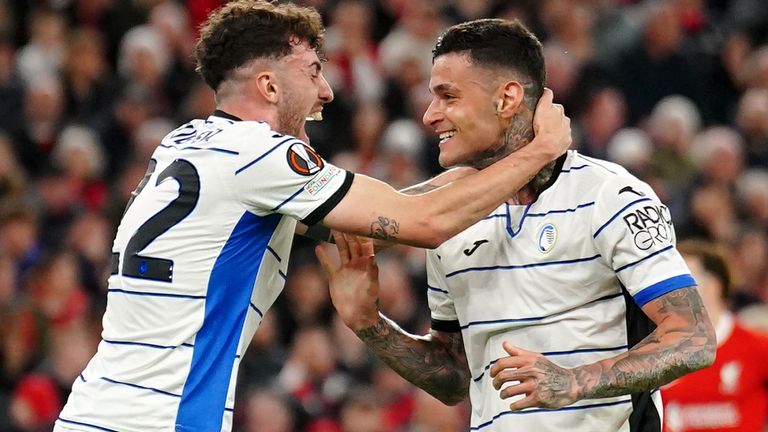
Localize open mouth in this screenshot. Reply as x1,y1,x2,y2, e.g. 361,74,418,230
306,111,323,121
439,130,456,144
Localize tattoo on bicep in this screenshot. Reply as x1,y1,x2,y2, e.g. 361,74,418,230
577,287,715,399
355,321,469,403
369,216,400,241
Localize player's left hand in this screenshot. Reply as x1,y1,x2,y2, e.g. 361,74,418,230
316,232,381,332
489,341,578,410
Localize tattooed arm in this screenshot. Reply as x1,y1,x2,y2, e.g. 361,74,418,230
489,287,716,410
357,317,470,405
320,89,570,248
296,167,477,248
399,167,478,195
316,233,471,405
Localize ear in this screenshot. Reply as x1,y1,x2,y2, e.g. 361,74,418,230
495,80,526,118
254,71,280,104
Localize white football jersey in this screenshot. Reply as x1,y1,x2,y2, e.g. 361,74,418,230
55,111,352,432
427,150,694,432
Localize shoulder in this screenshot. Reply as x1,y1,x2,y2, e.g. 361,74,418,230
565,151,656,201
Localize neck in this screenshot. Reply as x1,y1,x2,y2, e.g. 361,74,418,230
216,98,279,131
467,108,555,203
512,161,556,205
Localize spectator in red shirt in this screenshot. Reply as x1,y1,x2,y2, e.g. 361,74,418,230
662,239,768,432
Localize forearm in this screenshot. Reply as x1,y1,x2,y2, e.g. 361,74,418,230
416,145,551,238
574,332,713,399
355,314,470,405
572,290,716,399
399,167,477,195
323,149,547,248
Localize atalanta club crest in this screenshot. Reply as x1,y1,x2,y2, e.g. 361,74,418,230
287,143,324,176
537,223,557,253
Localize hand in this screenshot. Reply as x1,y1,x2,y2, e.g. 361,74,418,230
315,232,381,331
531,88,572,159
489,341,578,410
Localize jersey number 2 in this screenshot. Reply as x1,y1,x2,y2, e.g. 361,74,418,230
120,159,200,282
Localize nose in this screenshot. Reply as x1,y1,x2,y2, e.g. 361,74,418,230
422,98,441,127
318,74,334,103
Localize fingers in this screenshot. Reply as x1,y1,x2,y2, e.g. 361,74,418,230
333,231,350,264
499,378,536,401
489,355,527,378
359,236,375,258
509,393,538,411
345,233,362,258
491,363,533,390
315,245,334,276
537,87,553,107
502,341,522,356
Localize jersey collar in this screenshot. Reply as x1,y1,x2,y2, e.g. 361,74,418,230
212,109,242,122
536,153,567,196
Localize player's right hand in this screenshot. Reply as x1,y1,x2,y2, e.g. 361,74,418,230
316,232,381,332
531,88,572,160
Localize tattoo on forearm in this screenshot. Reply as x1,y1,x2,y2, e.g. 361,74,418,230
369,216,400,241
576,287,715,399
355,318,469,404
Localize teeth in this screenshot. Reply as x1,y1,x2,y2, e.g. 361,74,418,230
306,112,323,121
439,131,456,142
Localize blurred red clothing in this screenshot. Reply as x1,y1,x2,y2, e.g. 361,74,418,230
661,313,768,432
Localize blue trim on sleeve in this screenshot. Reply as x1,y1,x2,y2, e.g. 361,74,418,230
633,274,696,307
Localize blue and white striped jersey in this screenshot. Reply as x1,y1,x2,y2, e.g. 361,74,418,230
427,150,694,432
55,111,352,432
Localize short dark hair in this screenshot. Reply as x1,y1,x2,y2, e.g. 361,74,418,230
195,0,325,91
677,239,733,300
432,18,545,101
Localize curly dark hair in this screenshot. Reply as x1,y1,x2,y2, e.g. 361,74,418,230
433,19,545,103
195,0,325,91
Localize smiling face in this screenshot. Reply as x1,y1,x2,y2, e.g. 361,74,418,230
423,53,512,169
275,40,334,143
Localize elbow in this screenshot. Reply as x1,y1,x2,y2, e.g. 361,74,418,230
429,378,469,406
434,391,468,406
416,219,455,249
698,321,717,369
698,339,717,370
441,395,466,406
686,331,717,374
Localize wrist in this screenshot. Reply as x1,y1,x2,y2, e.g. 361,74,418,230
349,313,383,334
513,143,553,171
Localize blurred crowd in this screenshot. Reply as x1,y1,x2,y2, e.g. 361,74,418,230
0,0,766,431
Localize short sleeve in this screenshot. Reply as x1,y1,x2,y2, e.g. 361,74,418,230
590,176,695,307
426,250,459,331
233,127,352,223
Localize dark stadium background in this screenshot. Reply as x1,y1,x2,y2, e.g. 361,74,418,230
0,0,766,430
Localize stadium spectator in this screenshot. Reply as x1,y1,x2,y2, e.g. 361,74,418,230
661,239,768,432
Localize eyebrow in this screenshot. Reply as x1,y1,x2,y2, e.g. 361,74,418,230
309,61,322,73
431,83,457,94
